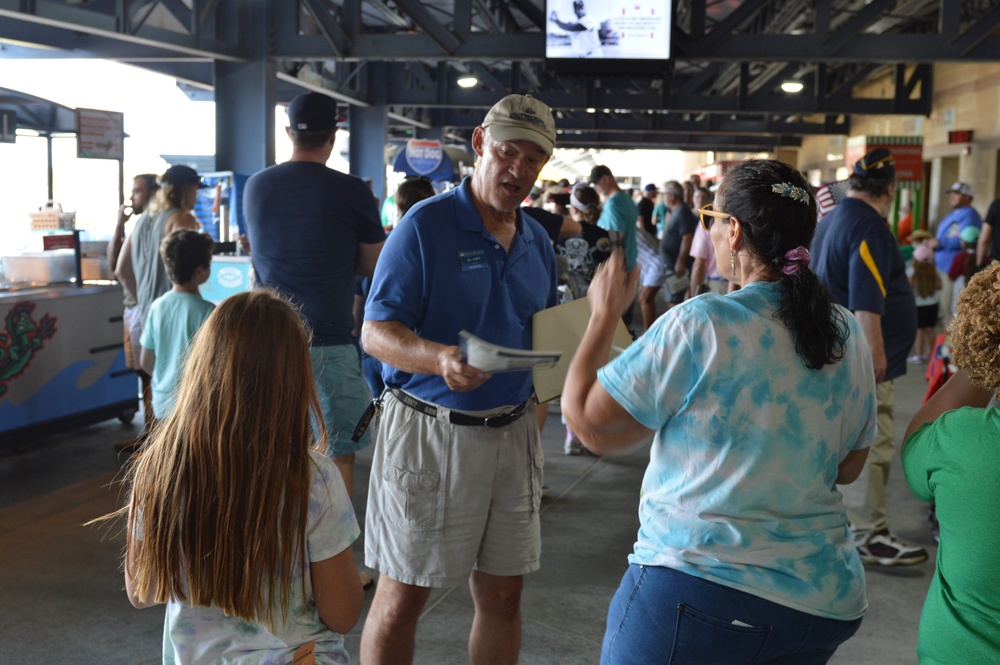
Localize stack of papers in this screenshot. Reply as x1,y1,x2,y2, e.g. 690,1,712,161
459,331,562,373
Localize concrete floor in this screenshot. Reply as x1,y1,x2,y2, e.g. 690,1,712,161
0,366,935,664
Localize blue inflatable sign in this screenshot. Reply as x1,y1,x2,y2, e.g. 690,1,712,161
404,139,444,175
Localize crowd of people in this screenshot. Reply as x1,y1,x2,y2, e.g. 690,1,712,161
94,92,999,664
524,165,737,335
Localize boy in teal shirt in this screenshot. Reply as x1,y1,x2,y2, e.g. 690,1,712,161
140,229,216,419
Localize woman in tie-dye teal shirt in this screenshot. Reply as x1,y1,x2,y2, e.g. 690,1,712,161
564,160,877,665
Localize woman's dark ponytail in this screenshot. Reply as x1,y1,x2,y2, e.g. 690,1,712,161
717,160,847,370
775,264,846,370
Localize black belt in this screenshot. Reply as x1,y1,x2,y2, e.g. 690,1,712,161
390,389,528,428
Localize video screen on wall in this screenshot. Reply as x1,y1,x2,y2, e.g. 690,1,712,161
545,0,671,68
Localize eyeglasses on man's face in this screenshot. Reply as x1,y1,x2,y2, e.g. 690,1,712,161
698,203,732,231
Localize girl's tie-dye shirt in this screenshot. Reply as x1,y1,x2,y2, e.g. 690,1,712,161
598,281,876,620
160,451,360,664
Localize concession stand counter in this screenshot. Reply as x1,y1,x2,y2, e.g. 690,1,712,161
0,281,137,447
0,90,137,447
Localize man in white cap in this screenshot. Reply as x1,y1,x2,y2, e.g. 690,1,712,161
932,181,981,323
361,94,558,664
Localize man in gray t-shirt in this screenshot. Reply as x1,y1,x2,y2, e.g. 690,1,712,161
659,180,697,305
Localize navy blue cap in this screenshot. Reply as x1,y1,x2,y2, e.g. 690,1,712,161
852,149,895,179
163,165,206,188
287,92,344,132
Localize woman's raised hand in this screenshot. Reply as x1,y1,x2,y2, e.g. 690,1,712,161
588,249,641,321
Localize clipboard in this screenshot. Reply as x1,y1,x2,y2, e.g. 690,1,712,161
531,297,633,403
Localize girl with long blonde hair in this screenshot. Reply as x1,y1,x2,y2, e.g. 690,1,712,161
104,289,363,664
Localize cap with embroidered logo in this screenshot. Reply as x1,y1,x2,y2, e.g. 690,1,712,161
852,148,896,179
482,94,556,155
287,92,344,132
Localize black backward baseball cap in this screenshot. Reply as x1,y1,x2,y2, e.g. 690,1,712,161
163,164,207,188
287,92,344,132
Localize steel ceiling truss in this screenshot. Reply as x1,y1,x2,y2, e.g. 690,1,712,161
0,0,245,61
269,0,952,148
2,1,997,150
270,0,1000,62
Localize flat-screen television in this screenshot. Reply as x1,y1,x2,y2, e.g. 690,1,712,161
545,0,671,76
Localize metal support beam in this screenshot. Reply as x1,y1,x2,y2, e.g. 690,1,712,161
276,71,370,108
349,62,389,202
952,2,1000,56
506,0,545,30
824,0,896,55
393,0,462,55
0,0,244,60
214,0,273,173
301,0,350,58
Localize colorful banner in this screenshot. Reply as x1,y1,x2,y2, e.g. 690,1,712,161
846,135,923,183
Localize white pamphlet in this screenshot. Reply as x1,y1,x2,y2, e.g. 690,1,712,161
459,330,562,373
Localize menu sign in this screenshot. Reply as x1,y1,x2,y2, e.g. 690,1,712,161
76,108,124,159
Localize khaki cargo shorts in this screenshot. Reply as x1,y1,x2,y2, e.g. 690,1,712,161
364,390,544,587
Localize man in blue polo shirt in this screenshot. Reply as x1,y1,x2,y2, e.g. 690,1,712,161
812,148,925,567
361,94,558,665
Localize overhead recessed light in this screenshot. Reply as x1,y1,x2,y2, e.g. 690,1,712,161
781,80,804,94
457,76,478,88
586,107,596,114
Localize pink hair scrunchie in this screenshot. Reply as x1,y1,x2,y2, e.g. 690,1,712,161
782,246,811,275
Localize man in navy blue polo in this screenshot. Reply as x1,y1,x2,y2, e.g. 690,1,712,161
361,94,558,665
812,148,924,568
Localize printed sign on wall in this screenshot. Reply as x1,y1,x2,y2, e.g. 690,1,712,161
77,108,124,159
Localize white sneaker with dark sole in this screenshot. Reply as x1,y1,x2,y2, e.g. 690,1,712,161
856,530,929,566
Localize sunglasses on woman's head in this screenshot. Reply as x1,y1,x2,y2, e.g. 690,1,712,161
698,203,732,231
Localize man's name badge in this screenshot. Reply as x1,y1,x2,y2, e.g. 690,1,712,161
459,249,488,271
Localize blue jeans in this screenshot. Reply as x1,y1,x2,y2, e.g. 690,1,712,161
602,565,863,665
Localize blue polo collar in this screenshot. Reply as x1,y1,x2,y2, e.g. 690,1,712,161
453,177,541,247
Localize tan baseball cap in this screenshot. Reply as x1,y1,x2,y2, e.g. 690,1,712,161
482,94,556,155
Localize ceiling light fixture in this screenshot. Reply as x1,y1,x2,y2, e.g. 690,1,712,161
781,80,804,94
457,76,478,88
